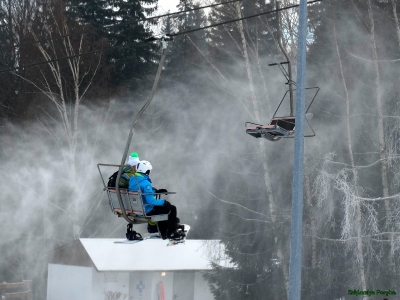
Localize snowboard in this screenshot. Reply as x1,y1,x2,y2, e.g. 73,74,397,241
167,224,190,247
114,233,161,244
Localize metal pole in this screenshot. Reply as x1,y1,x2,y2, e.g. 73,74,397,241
288,0,308,299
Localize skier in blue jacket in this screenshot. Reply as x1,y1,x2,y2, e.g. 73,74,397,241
129,160,185,240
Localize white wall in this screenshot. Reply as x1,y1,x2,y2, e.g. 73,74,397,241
194,272,214,300
47,264,92,300
128,271,173,300
92,270,129,300
173,272,195,299
48,264,215,300
129,271,154,300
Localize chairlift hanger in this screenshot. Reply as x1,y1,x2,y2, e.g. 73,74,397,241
245,2,319,142
269,62,297,87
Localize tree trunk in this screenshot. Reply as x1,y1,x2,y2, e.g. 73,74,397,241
367,0,393,272
305,174,316,269
304,173,318,297
391,0,400,49
334,7,367,293
16,11,102,240
235,3,258,122
7,0,14,63
236,2,289,297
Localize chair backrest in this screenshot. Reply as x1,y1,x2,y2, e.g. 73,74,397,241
270,117,295,131
107,189,145,215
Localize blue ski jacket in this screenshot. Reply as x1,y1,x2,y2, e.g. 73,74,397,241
128,173,165,214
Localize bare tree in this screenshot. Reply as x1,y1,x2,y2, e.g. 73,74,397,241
333,6,368,292
13,4,104,239
366,0,397,274
234,2,294,296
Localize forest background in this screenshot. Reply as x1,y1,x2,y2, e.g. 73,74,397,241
1,0,400,299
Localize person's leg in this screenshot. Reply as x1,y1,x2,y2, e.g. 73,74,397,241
147,221,158,233
164,202,177,234
156,221,168,239
147,203,180,238
147,206,170,239
163,203,185,239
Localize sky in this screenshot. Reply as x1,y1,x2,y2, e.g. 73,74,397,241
157,0,180,14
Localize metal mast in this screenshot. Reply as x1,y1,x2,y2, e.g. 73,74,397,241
288,0,308,299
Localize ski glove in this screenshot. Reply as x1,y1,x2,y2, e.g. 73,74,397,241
156,188,168,194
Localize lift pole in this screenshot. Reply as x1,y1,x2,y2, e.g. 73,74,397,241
289,0,308,299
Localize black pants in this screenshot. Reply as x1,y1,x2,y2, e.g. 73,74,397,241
147,202,178,238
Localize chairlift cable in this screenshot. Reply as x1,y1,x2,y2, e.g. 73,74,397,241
167,0,323,37
114,39,169,224
145,0,243,21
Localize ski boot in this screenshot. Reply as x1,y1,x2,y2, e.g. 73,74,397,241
168,228,186,241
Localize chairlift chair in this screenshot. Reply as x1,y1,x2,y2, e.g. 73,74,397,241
245,61,319,141
245,116,296,142
97,163,176,225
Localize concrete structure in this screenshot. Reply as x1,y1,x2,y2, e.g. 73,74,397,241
47,239,227,300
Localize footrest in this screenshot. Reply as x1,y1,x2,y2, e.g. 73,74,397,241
113,208,144,216
150,214,169,222
261,126,291,137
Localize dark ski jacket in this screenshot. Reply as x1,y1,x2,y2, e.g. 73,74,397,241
128,173,165,214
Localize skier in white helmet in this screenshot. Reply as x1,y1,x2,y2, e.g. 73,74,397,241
128,160,185,240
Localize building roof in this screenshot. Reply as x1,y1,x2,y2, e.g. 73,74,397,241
79,238,229,272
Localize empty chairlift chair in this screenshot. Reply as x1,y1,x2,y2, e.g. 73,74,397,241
245,87,319,142
246,116,296,142
245,61,319,142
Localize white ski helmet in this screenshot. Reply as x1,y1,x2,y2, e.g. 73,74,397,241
137,160,153,175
